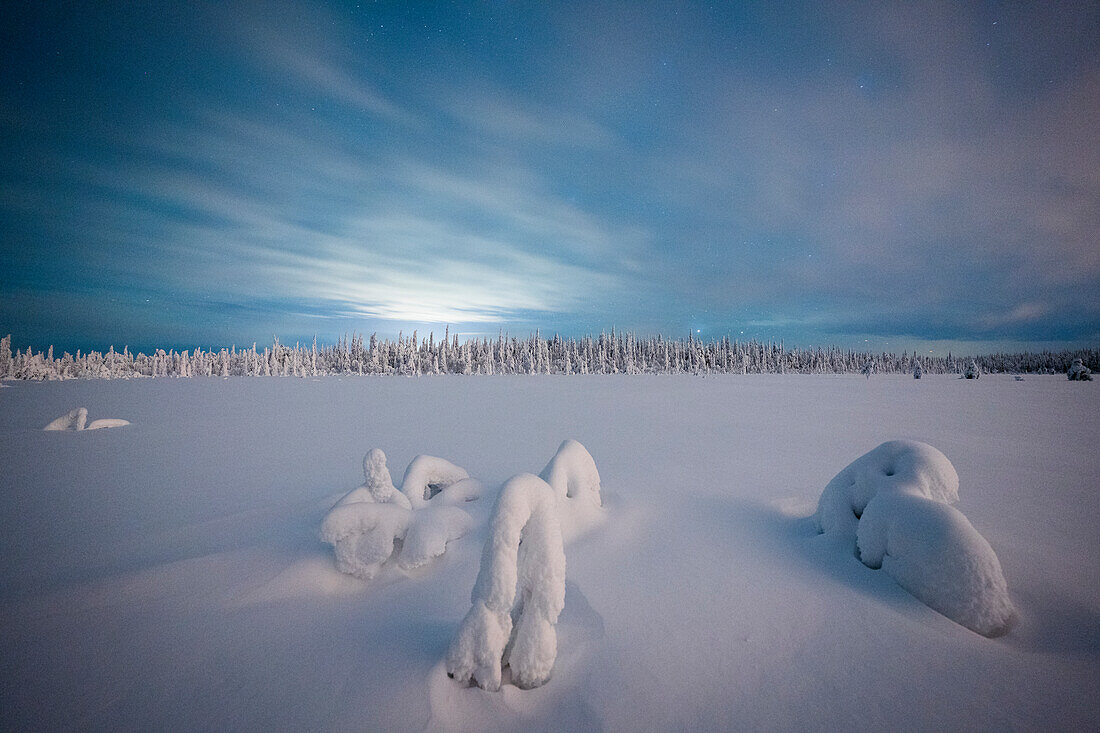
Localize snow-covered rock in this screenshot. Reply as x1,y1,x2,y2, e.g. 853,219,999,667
447,473,565,691
815,441,1014,637
400,455,470,509
43,407,129,431
1067,358,1092,381
540,439,602,507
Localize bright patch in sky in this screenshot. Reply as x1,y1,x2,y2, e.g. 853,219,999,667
1,1,1097,352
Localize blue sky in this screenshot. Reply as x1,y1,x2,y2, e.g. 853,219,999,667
2,1,1098,354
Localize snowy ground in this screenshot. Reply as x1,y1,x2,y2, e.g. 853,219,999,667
1,374,1097,731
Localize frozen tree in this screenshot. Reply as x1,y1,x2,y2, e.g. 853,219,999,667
964,360,980,379
913,360,923,379
861,359,875,378
1067,358,1093,381
815,441,1014,637
447,473,565,691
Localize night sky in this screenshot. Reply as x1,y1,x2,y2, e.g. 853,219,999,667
2,1,1098,354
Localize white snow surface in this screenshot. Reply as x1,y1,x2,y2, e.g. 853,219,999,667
1,374,1099,731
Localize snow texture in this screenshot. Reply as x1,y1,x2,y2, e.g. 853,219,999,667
43,407,129,431
400,455,470,509
447,473,566,691
540,439,602,507
815,440,1015,637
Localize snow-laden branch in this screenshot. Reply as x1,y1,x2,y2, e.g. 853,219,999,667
447,473,566,691
400,455,470,509
815,440,1015,637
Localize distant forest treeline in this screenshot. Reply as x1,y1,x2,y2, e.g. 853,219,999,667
1,332,1096,380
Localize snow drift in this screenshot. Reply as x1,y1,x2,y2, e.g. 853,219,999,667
815,440,1014,637
321,450,476,578
43,407,129,431
446,473,566,691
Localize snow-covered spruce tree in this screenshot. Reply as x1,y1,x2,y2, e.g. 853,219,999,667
814,441,1015,637
861,359,875,378
964,359,980,379
1068,358,1093,381
447,473,565,691
0,334,12,378
913,360,923,379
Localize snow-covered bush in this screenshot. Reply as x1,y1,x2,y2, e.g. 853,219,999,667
539,439,602,507
43,407,129,431
861,359,875,378
1067,358,1093,381
913,361,923,379
447,473,565,691
321,450,477,579
964,360,980,379
815,441,1014,637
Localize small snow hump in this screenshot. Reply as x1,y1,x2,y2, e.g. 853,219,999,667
447,473,565,691
539,439,602,506
815,441,1015,637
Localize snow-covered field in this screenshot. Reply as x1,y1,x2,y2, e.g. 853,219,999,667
1,374,1097,731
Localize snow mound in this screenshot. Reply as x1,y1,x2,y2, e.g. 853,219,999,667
401,455,470,508
319,502,412,580
815,441,1014,637
43,407,129,431
540,439,602,507
398,505,476,569
447,473,565,691
814,440,959,538
857,492,1016,637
